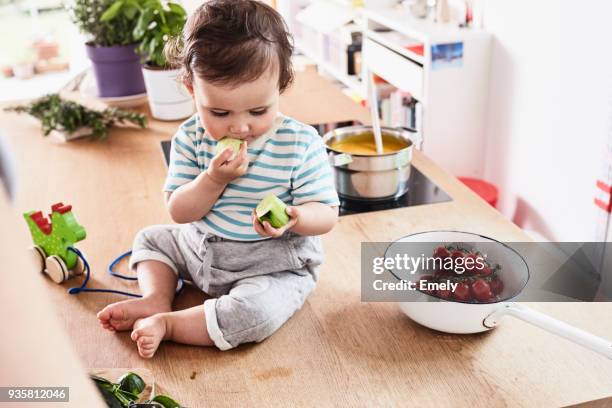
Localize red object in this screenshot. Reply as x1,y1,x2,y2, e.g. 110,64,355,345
451,250,464,260
30,211,44,222
30,211,52,235
595,198,612,213
406,44,424,56
596,179,611,193
471,278,494,302
595,179,612,212
452,282,471,301
434,246,450,259
437,289,451,299
458,177,499,208
465,0,473,25
489,278,504,295
51,202,72,214
51,202,64,212
372,74,388,84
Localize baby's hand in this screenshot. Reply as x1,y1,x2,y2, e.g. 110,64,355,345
207,141,249,185
252,206,299,238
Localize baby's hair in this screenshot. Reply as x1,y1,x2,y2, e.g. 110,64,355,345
166,0,294,93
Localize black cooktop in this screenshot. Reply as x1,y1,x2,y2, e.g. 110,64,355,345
338,166,451,216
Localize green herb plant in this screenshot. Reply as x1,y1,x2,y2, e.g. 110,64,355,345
66,0,140,46
5,94,147,139
91,372,182,408
101,0,187,67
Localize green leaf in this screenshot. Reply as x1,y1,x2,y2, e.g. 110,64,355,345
4,94,146,140
123,3,138,20
167,2,187,18
98,386,124,408
100,1,124,22
90,377,123,408
151,394,181,408
149,36,159,59
124,0,143,12
90,375,113,385
134,8,153,39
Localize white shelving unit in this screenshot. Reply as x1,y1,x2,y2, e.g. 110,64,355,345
284,1,492,177
296,41,363,93
361,6,492,177
289,0,366,98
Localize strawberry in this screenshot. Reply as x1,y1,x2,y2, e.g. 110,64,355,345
489,278,504,295
480,266,492,277
434,246,451,259
452,282,471,302
471,278,494,302
451,250,464,259
437,289,452,299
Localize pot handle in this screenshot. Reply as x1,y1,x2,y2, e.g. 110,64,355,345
328,152,353,166
398,126,423,150
483,303,612,359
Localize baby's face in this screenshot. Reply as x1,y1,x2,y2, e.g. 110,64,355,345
188,70,280,143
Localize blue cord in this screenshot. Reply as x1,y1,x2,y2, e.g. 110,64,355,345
107,250,137,280
67,247,142,297
66,247,185,297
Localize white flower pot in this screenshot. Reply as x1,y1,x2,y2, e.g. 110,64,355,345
50,127,92,142
142,66,194,121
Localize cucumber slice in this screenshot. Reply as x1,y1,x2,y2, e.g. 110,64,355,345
256,194,289,228
214,137,243,160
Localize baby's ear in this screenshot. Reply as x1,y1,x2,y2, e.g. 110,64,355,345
183,80,194,96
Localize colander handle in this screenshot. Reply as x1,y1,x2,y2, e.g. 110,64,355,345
483,302,612,359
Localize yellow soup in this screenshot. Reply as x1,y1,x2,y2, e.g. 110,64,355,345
328,132,410,155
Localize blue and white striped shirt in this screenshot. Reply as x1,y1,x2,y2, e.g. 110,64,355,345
164,113,340,241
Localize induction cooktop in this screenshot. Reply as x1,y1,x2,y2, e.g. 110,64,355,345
337,167,451,216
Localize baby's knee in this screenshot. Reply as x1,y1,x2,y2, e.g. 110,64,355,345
130,225,182,274
134,225,171,245
205,295,290,350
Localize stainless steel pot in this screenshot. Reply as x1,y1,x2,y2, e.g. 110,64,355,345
323,125,416,201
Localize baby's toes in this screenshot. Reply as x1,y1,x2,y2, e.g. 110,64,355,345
109,311,130,328
137,335,153,347
109,320,129,331
100,322,115,332
137,338,156,358
131,328,144,341
98,315,116,331
96,308,111,323
138,347,155,359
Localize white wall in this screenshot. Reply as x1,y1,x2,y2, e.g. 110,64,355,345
482,0,612,241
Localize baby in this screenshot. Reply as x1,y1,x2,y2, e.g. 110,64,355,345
97,0,339,358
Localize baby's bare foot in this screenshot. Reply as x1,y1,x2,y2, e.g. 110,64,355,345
97,297,171,332
131,315,168,359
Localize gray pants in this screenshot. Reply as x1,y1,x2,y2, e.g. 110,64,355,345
129,223,323,350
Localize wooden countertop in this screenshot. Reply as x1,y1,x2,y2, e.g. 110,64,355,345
1,68,611,407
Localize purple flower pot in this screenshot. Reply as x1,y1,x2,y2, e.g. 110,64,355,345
85,43,146,97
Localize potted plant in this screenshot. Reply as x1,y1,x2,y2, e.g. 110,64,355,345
67,0,146,98
5,94,147,141
103,0,193,120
